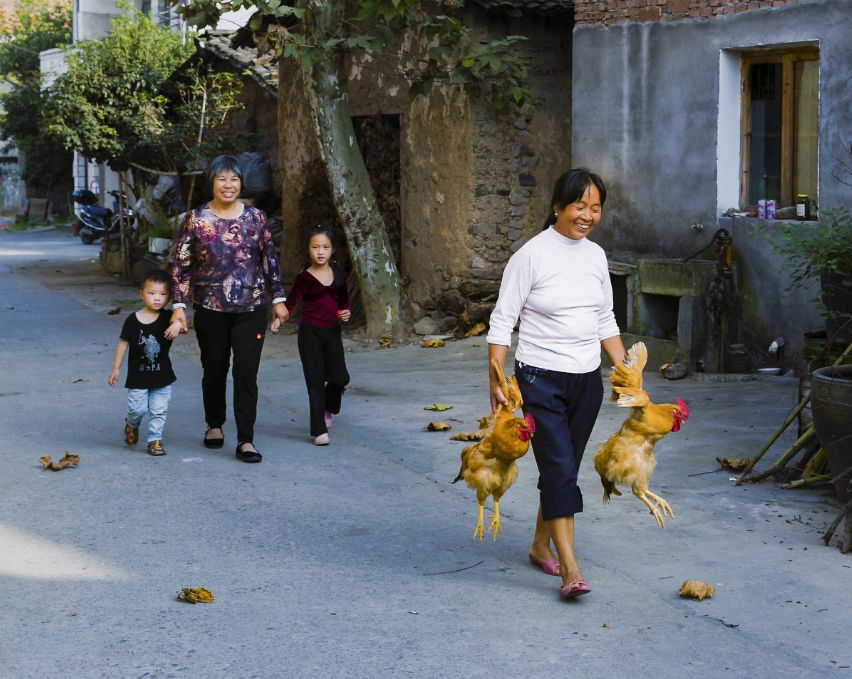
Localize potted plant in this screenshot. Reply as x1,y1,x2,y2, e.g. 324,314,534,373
147,223,174,255
758,207,852,502
760,207,852,342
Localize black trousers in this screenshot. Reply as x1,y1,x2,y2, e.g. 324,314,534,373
194,305,267,444
298,323,350,436
515,361,603,521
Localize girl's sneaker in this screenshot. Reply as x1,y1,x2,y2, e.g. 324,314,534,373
313,433,330,446
324,411,333,428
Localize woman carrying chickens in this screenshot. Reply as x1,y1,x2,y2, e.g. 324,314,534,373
486,168,626,599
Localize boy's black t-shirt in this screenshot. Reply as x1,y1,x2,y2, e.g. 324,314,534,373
120,310,177,389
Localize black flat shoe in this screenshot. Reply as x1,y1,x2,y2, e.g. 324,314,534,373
235,443,262,463
203,427,224,449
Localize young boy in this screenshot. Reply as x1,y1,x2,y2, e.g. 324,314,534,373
108,269,182,456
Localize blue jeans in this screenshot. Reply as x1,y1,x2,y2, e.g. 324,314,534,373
515,361,603,520
127,385,172,443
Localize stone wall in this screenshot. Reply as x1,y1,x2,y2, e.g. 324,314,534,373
278,7,572,328
574,0,800,25
440,9,573,324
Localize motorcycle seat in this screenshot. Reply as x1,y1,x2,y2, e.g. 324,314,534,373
84,205,112,219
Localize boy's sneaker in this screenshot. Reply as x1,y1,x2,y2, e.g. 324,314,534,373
313,433,330,446
124,421,139,447
147,440,166,456
324,411,333,429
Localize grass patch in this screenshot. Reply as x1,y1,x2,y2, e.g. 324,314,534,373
114,298,140,310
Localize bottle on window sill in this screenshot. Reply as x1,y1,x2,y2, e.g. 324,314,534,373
796,194,811,221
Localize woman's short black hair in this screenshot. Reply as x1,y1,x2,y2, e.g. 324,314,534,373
208,155,243,192
542,168,607,229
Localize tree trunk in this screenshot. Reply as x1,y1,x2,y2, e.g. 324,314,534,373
302,4,403,337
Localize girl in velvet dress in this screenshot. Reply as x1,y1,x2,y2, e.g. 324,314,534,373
272,225,351,446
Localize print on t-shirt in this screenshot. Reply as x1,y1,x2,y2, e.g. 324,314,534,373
138,330,162,372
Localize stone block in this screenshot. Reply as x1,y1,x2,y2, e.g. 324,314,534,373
414,316,440,335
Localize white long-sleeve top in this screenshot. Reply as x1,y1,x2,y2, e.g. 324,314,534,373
486,227,621,374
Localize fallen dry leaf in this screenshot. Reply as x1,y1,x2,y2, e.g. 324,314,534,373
420,338,445,348
424,403,453,412
70,377,89,384
427,421,451,431
715,457,751,472
40,452,80,471
177,587,214,604
464,322,486,338
450,431,484,441
378,334,393,348
678,580,715,601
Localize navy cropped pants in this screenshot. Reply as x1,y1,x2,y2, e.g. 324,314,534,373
515,361,604,521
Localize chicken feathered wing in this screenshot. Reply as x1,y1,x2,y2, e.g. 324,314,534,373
453,359,535,541
593,342,689,527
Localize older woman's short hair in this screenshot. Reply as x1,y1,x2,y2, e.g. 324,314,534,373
208,155,244,191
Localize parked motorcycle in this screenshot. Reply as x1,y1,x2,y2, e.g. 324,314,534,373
72,188,135,245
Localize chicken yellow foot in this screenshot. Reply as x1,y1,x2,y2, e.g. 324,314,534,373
636,492,667,528
645,490,674,519
487,500,502,541
473,503,485,542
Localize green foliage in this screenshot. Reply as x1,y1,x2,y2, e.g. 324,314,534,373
757,208,852,286
175,0,532,108
45,8,193,170
0,0,71,76
0,0,72,194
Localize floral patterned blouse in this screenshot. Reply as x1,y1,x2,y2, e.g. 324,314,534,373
171,203,285,313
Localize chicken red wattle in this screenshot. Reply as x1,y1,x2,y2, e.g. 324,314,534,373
518,412,536,441
671,398,689,432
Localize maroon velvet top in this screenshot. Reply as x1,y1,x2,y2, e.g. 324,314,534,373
285,270,351,328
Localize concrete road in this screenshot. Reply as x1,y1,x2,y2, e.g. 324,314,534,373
1,227,850,679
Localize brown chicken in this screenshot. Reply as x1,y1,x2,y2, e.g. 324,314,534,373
593,342,689,527
452,360,536,542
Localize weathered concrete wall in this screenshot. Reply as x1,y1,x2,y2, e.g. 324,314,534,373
727,216,822,365
572,0,851,363
573,0,851,255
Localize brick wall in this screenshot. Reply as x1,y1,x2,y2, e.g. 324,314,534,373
574,0,800,25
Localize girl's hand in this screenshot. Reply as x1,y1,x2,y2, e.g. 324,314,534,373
338,309,351,323
108,369,119,387
270,303,289,334
170,307,188,334
164,321,183,340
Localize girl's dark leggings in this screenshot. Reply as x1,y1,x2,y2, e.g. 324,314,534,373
194,305,267,444
298,322,350,436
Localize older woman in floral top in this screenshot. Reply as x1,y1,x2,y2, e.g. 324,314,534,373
170,155,288,463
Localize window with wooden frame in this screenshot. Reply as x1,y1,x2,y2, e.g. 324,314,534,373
740,47,819,212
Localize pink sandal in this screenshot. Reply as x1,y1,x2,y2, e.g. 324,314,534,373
560,579,591,599
528,554,561,577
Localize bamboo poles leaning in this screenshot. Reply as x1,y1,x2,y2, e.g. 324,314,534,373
735,340,852,485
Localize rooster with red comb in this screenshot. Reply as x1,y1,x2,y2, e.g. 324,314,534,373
593,342,690,527
453,360,536,541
